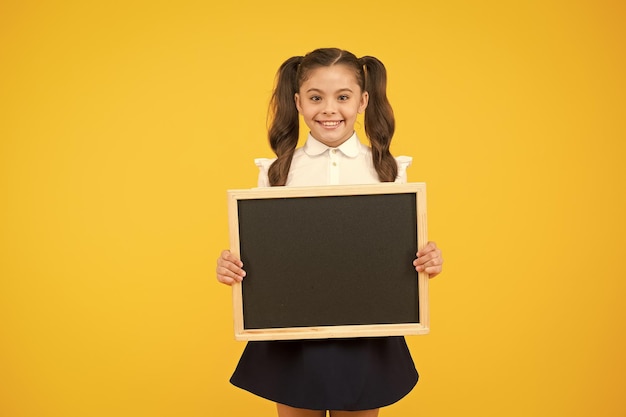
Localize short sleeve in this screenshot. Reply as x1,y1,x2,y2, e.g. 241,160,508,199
254,158,275,188
394,155,413,183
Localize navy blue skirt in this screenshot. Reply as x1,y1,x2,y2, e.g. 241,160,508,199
230,336,418,411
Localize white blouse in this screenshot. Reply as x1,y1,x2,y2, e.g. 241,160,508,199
255,132,412,187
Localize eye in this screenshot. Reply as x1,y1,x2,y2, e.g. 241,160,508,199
338,95,350,101
310,95,322,102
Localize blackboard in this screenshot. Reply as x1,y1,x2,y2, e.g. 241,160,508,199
227,183,429,341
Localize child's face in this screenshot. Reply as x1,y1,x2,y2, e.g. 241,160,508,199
295,65,368,148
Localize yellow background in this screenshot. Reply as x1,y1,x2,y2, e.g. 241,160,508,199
1,1,625,416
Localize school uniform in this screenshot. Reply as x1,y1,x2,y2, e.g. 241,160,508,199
230,132,417,411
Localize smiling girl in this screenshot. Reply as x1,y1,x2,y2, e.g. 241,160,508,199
216,48,443,417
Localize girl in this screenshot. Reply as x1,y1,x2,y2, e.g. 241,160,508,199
216,48,443,417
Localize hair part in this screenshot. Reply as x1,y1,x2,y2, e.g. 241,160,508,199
267,48,397,186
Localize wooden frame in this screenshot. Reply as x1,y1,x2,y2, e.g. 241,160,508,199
227,182,429,341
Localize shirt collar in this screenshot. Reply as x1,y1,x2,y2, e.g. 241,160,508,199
303,132,361,158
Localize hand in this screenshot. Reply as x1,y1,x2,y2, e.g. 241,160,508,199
216,250,246,285
413,241,443,279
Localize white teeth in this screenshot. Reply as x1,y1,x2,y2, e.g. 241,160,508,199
321,121,340,126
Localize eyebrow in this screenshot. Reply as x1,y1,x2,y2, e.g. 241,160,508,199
305,88,354,94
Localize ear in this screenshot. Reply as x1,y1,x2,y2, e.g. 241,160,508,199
294,93,303,113
358,91,369,114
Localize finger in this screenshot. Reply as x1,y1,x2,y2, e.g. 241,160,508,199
413,250,441,269
218,274,243,285
416,241,438,258
425,265,441,279
217,274,237,285
216,251,246,285
414,253,443,270
216,263,243,277
413,251,436,266
217,250,245,276
220,249,243,268
216,262,246,280
216,267,245,285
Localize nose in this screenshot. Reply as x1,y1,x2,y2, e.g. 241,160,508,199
322,101,337,115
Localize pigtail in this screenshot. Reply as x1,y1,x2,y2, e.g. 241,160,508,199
360,56,398,182
267,56,302,186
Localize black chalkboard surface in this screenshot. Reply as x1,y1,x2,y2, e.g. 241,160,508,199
227,183,429,341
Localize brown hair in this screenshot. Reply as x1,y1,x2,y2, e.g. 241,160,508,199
267,48,397,186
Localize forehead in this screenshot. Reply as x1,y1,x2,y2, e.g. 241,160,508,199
300,65,361,92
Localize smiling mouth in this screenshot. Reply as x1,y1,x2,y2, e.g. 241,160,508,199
318,120,343,127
